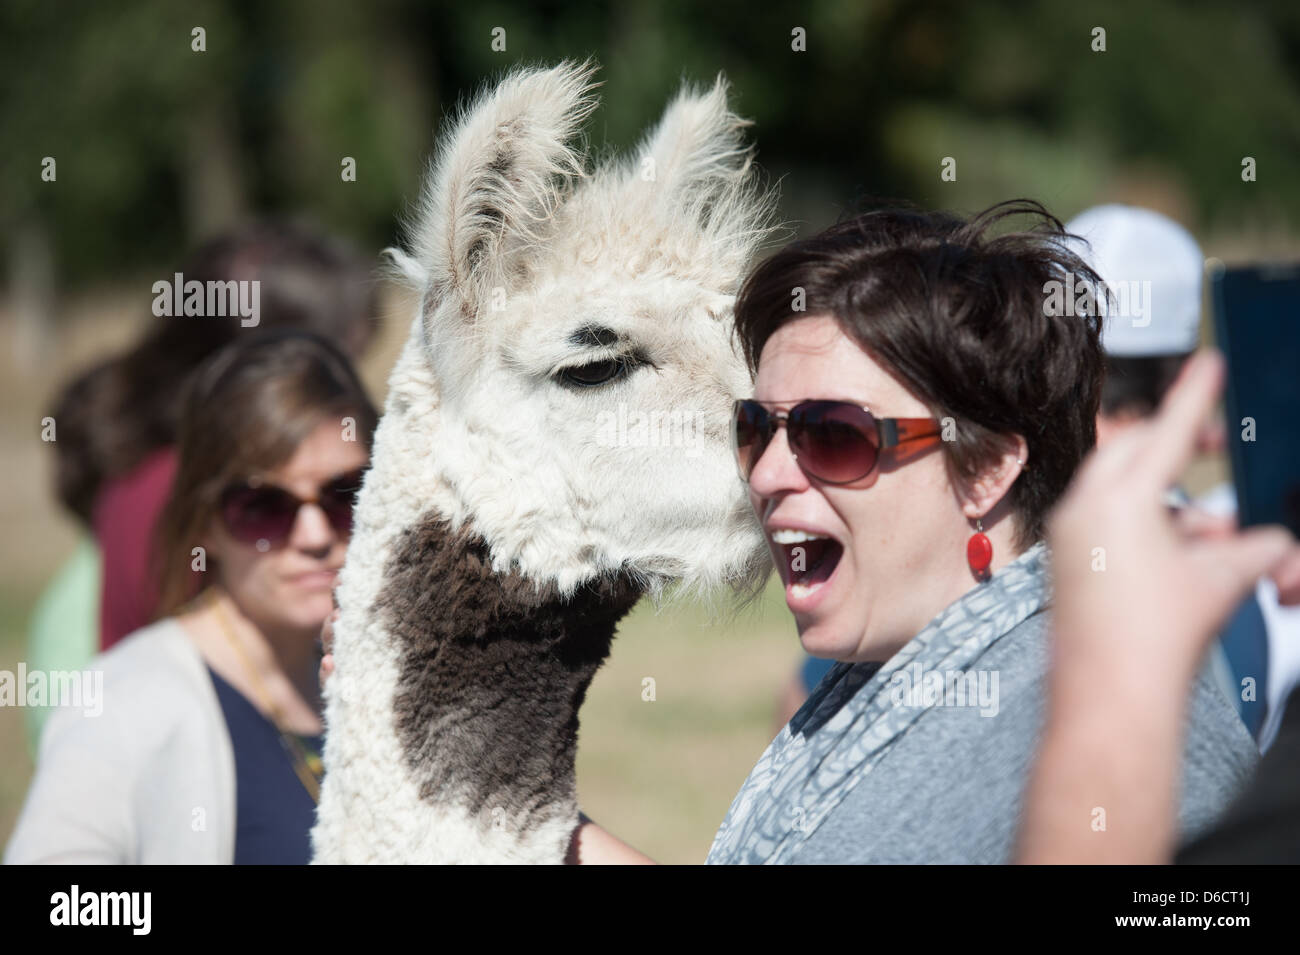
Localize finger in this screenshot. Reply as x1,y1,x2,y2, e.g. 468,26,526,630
321,609,338,656
1173,507,1236,540
1194,415,1227,456
1068,417,1151,494
1200,525,1294,606
1142,350,1224,488
1270,548,1300,606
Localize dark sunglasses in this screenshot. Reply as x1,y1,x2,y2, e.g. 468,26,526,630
218,469,365,548
731,399,943,485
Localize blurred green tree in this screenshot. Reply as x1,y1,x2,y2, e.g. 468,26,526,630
2,0,1297,298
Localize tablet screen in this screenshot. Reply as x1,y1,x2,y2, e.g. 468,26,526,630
1210,262,1300,535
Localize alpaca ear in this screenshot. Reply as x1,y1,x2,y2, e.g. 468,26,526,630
627,73,776,287
633,73,756,216
407,59,599,322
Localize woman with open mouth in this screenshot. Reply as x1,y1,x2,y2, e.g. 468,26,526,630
699,199,1260,863
575,198,1261,864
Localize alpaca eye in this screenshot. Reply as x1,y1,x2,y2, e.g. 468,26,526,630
559,358,629,387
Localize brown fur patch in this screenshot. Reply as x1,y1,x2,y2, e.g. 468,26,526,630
375,512,643,834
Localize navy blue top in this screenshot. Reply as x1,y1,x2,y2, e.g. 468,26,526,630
206,666,322,865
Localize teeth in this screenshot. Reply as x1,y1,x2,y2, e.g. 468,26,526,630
770,529,827,545
790,582,818,598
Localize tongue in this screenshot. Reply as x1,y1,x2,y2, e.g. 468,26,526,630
787,539,841,585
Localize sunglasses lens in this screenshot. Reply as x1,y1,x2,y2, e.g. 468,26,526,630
790,401,879,483
731,401,768,481
319,473,361,536
220,485,299,546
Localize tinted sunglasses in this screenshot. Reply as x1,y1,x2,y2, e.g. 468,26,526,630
732,399,943,485
218,469,365,547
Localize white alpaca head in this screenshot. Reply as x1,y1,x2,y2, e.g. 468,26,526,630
385,59,778,599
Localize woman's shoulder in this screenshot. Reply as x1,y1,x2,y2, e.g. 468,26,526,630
9,615,229,864
970,605,1053,677
40,616,216,750
95,616,206,685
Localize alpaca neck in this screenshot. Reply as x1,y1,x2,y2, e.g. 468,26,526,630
375,510,642,849
314,329,645,863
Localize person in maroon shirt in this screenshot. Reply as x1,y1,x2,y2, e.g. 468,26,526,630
48,219,381,651
93,447,179,649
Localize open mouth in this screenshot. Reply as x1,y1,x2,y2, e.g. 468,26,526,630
770,528,844,600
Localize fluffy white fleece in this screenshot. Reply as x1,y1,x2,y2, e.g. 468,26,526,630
311,59,778,864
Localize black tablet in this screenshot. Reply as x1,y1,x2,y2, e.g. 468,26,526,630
1208,260,1300,535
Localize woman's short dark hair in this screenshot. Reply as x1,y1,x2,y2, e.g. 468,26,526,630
733,198,1105,549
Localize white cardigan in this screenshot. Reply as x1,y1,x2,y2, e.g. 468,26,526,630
4,618,236,864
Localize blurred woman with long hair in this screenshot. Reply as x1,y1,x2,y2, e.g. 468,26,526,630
24,221,380,753
8,331,377,863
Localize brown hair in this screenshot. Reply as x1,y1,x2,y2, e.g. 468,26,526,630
732,198,1105,548
152,330,379,617
51,219,382,526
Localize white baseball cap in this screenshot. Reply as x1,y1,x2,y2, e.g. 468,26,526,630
1062,204,1204,356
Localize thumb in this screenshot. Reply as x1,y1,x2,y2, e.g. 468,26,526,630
1200,525,1294,609
1272,549,1300,606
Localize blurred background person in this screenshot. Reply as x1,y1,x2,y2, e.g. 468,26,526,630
5,331,377,864
1019,350,1300,863
23,220,381,753
1065,203,1300,751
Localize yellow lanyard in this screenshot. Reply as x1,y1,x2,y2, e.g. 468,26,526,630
208,589,323,804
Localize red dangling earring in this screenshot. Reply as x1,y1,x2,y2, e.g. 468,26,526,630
967,517,992,580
